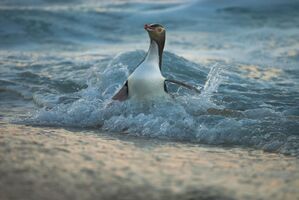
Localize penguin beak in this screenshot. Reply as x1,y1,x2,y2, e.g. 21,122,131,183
144,24,154,32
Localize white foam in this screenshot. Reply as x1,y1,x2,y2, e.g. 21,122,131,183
21,50,299,156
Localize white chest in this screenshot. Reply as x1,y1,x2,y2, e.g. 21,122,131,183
128,61,166,100
127,40,168,100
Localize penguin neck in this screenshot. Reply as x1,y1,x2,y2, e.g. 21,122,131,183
144,40,163,70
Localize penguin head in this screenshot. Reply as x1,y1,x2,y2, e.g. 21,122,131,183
144,23,166,45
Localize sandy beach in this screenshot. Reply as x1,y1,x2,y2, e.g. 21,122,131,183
1,122,298,200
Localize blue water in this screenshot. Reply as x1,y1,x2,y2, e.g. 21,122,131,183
0,0,298,156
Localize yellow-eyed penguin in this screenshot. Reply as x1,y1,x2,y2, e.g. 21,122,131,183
112,23,200,101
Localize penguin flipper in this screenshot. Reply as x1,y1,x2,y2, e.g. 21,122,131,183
112,81,128,101
165,79,201,93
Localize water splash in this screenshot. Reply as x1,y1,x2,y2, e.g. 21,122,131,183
202,63,224,96
8,50,299,157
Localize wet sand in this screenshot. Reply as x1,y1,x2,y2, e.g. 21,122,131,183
0,122,298,200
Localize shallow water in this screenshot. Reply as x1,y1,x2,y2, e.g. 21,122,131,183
0,0,299,156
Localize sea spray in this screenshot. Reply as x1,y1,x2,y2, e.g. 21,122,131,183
9,49,295,156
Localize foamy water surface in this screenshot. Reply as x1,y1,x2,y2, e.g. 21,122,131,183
0,0,298,156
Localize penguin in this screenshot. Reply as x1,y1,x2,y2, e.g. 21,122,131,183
112,23,200,101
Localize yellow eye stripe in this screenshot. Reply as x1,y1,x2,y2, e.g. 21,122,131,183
156,27,163,32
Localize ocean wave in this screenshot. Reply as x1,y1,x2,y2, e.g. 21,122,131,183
15,50,299,156
0,0,298,156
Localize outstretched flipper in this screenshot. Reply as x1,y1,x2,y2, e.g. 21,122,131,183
112,81,128,101
165,79,201,93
